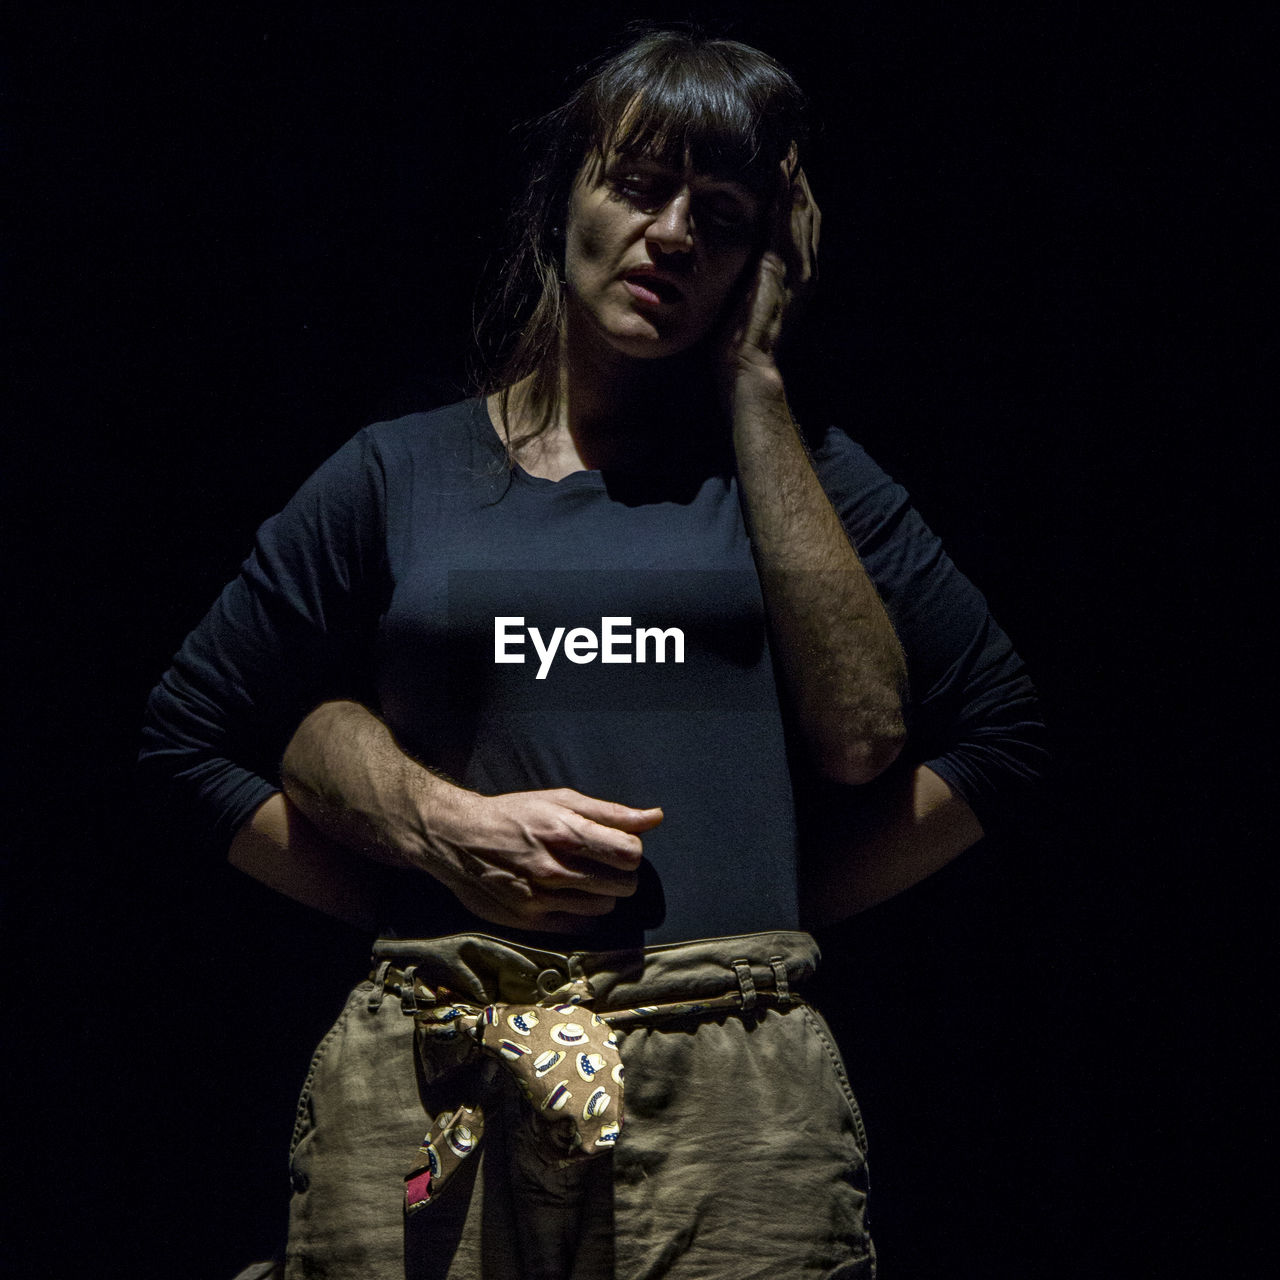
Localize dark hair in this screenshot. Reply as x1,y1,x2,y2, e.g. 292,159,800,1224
476,28,807,451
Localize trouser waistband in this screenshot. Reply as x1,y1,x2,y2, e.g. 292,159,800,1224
369,930,820,1013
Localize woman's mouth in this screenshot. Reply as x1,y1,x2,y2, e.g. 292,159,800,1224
623,272,684,306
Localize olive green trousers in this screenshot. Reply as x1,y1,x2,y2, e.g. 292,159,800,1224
283,931,875,1279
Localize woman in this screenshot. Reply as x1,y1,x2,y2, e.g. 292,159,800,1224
142,29,1045,1279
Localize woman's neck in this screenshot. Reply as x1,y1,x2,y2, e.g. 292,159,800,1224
503,321,725,481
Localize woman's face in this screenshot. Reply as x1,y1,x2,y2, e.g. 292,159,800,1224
563,150,765,360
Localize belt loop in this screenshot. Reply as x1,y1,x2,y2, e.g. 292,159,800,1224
768,956,791,1006
730,959,757,1011
564,955,595,1005
399,965,419,1016
369,959,391,1012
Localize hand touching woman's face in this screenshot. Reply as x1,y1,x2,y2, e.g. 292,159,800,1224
563,152,764,361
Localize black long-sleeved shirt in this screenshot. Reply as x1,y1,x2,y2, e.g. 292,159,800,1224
140,399,1046,944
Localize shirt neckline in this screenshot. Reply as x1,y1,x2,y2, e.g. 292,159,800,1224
476,396,607,490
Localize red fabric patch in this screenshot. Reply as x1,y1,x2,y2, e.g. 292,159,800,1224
404,1169,432,1210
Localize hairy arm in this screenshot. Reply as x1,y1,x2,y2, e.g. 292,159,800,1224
232,699,662,933
726,163,907,784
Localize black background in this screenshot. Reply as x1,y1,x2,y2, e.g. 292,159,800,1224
6,3,1268,1277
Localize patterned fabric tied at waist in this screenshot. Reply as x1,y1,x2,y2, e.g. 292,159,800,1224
370,932,817,1215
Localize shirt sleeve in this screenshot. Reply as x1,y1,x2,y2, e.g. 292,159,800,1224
812,428,1047,830
138,428,391,854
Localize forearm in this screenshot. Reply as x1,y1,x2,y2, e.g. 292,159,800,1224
228,792,388,930
731,367,907,784
279,699,473,871
275,700,657,932
209,702,470,930
799,764,984,924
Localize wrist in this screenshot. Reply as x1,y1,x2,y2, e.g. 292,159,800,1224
728,350,784,391
725,356,787,425
400,767,483,867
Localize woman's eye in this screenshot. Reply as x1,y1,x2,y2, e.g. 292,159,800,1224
700,201,756,238
706,204,748,229
612,175,664,206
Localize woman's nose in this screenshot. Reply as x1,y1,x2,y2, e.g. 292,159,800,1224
646,189,694,252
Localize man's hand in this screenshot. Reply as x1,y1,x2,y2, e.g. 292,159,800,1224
275,700,664,933
724,146,821,378
416,786,663,933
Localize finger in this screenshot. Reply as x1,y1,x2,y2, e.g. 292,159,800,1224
795,167,820,259
549,811,652,868
773,158,795,253
532,887,628,921
530,857,639,898
768,161,812,290
551,790,664,833
788,168,818,285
